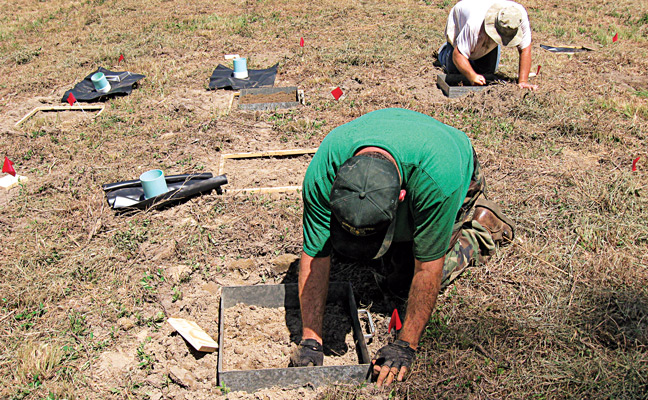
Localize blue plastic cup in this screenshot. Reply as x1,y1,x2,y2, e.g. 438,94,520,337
233,57,248,79
91,72,111,93
140,169,169,199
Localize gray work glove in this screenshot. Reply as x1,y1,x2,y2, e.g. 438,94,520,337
372,339,416,371
289,339,323,367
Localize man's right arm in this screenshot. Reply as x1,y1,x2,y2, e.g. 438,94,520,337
452,46,486,86
517,45,538,90
298,251,331,345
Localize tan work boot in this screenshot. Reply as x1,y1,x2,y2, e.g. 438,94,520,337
472,198,515,246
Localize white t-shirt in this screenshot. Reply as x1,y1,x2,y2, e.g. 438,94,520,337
445,0,532,60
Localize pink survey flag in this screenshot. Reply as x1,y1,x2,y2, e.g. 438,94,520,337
331,87,343,100
388,308,402,333
3,157,16,177
632,156,640,172
536,65,541,75
613,33,618,42
300,37,304,47
67,93,77,106
118,54,125,64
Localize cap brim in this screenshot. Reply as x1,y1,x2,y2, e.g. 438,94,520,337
330,214,395,260
484,24,523,47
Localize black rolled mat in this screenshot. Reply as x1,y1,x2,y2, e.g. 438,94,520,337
62,67,145,103
209,63,277,90
103,173,227,212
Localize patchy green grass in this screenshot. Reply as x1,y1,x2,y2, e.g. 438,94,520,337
0,0,647,398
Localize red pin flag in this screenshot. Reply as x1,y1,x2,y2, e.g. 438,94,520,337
3,157,16,177
632,156,640,171
388,308,402,333
118,54,125,64
67,93,77,106
300,37,304,47
613,33,618,42
536,65,541,75
331,87,343,100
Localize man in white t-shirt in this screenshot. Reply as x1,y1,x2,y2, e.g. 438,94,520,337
437,0,538,90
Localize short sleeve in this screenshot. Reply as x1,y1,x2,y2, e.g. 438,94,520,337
302,176,333,258
517,5,532,49
408,171,460,262
445,5,458,45
454,24,479,59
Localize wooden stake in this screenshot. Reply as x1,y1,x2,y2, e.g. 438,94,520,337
227,92,239,113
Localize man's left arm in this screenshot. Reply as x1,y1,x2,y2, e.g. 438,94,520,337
517,45,538,90
372,257,444,387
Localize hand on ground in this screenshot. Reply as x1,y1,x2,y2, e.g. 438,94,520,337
470,74,487,86
289,339,323,367
371,340,415,387
518,82,538,90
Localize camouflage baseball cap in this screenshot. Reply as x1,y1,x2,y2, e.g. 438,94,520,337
329,154,401,260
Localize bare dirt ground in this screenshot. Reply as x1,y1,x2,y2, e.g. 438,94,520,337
239,91,297,105
222,302,373,370
1,0,647,399
225,155,313,189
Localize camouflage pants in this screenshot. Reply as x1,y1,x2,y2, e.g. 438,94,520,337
440,150,495,289
385,151,495,291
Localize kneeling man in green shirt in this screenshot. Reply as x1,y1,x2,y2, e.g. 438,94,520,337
293,108,515,386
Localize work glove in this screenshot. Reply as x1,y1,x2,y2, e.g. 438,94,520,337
289,339,323,367
371,339,416,386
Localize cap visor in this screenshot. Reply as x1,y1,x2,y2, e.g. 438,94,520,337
372,218,395,260
330,215,390,260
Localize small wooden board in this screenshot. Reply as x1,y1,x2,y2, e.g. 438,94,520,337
167,317,218,352
227,185,303,195
437,74,499,98
0,175,28,189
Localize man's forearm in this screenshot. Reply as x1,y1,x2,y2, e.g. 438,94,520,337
452,48,482,85
398,258,444,349
298,252,331,343
517,45,532,84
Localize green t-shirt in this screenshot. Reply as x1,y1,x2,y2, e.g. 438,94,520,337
302,108,474,262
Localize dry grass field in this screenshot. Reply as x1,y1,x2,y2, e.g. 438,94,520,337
1,0,647,399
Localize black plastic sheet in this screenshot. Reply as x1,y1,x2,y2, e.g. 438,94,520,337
62,67,145,103
103,173,227,212
209,64,278,90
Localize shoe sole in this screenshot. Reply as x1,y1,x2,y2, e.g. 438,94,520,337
474,198,516,242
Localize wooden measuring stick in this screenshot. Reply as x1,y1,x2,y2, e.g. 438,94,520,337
15,105,105,126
